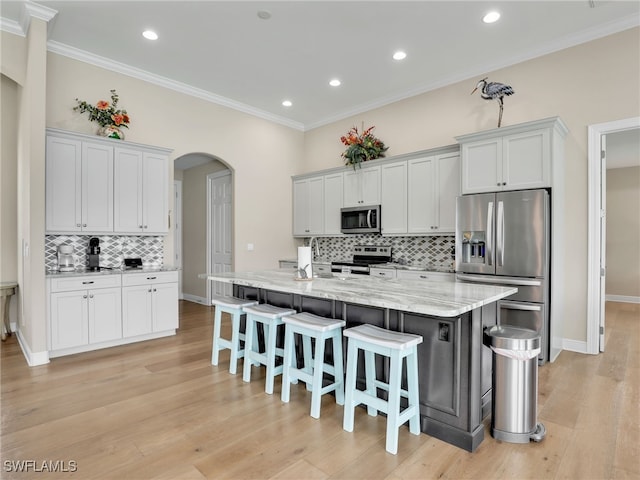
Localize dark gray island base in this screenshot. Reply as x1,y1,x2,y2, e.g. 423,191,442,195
202,272,516,452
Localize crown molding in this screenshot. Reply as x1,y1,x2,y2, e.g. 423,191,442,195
0,17,24,36
47,40,305,132
22,1,57,34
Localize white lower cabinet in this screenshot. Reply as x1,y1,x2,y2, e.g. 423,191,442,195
396,270,455,282
122,271,179,337
48,271,178,357
49,275,122,352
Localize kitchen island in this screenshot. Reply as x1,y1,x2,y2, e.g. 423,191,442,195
201,269,516,452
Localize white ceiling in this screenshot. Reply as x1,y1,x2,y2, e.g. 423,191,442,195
1,1,639,131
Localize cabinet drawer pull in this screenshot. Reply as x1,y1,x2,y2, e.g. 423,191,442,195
420,275,427,279
82,281,94,284
147,276,157,280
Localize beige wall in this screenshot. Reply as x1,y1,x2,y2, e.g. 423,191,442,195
1,74,18,283
181,160,229,299
606,166,640,298
302,27,640,343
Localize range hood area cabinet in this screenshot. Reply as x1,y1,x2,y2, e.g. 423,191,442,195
45,128,172,235
292,146,460,237
456,117,568,195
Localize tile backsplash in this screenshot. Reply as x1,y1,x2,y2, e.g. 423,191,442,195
45,235,164,270
307,235,455,271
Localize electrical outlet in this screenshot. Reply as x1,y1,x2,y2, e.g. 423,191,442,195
438,322,450,342
247,243,254,251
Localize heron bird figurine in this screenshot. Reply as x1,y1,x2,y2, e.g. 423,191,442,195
471,77,514,127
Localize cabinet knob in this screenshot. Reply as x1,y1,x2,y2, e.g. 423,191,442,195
83,224,87,227
144,225,148,228
139,225,143,229
497,182,501,186
77,223,81,227
153,288,157,292
89,294,94,298
502,182,507,186
83,295,87,299
148,288,152,293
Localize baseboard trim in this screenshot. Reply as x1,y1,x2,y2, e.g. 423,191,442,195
562,338,588,354
16,329,50,366
182,294,209,305
606,294,640,304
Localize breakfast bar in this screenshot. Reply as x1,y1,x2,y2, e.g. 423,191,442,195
201,269,517,452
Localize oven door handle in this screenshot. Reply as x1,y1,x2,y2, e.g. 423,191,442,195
500,301,542,312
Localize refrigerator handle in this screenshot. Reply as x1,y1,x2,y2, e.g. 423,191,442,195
500,301,542,312
486,202,493,266
497,201,505,267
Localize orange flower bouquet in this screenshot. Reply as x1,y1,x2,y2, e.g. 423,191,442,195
74,89,130,139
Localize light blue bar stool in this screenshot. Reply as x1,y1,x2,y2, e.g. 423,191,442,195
242,304,296,394
210,295,258,374
342,324,423,455
281,312,346,419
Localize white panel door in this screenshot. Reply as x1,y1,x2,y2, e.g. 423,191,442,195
114,148,143,233
503,129,550,190
435,153,460,233
461,138,501,194
324,172,343,235
46,136,82,232
407,156,436,233
50,291,88,350
122,285,153,337
210,172,233,298
142,152,168,233
82,142,114,232
153,283,179,331
88,287,122,343
381,161,407,234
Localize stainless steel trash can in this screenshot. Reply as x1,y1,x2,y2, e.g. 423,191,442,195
485,325,546,443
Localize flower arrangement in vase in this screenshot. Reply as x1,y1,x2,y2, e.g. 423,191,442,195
340,124,388,169
73,89,130,140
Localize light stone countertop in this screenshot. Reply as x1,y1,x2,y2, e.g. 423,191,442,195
200,269,516,317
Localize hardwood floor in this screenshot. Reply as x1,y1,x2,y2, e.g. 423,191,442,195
1,300,638,479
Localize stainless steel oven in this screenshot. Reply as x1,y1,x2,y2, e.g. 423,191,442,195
331,245,391,275
340,205,381,234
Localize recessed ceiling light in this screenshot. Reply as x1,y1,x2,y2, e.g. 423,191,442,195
329,79,341,87
393,51,407,61
142,30,158,40
257,10,272,20
482,11,500,23
282,100,292,107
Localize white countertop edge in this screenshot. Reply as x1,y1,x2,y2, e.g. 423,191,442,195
46,266,179,278
200,270,516,318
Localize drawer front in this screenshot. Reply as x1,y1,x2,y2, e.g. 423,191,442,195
369,267,396,278
396,270,455,281
122,270,178,286
50,275,122,293
314,264,331,274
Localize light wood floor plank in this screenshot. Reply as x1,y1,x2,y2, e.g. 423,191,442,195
1,300,637,479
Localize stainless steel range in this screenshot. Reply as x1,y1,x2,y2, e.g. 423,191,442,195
331,245,392,275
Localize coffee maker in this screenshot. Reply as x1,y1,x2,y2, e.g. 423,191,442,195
88,237,100,271
57,245,76,272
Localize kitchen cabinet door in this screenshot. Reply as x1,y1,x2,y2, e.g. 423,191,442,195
343,166,380,207
50,291,89,350
407,156,436,233
381,161,407,234
122,285,154,337
502,129,550,190
114,147,144,233
88,287,122,343
292,176,324,236
435,152,460,233
45,136,82,232
82,142,114,232
142,152,169,234
323,172,343,235
152,282,179,332
460,138,502,194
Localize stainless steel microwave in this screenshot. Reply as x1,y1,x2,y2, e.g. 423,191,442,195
340,205,381,234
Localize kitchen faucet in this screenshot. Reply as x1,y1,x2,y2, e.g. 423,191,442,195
308,237,320,260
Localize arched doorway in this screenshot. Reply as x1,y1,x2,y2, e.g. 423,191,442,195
173,153,233,304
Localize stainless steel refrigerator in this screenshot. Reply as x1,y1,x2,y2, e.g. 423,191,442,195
455,189,550,364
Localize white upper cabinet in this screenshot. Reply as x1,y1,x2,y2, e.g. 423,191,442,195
114,149,169,234
292,176,324,236
45,128,171,235
343,165,381,207
457,117,567,194
46,135,113,233
381,161,407,234
407,152,460,234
